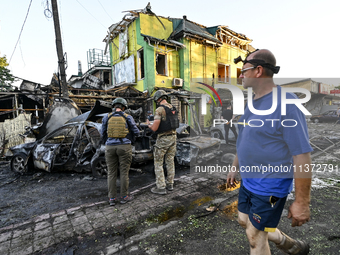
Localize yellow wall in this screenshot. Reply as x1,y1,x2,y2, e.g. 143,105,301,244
140,13,173,40
154,45,180,88
217,44,247,89
190,42,204,79
189,42,217,80
110,21,145,92
110,21,139,63
187,41,249,127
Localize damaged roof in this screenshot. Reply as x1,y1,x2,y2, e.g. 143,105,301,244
104,3,252,49
169,17,222,45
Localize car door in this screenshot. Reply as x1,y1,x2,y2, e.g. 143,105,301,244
323,111,336,122
330,110,338,122
74,123,101,166
32,124,79,172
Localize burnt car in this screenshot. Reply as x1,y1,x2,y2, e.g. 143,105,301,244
87,96,223,177
310,110,338,123
7,121,103,175
7,99,222,177
91,122,222,176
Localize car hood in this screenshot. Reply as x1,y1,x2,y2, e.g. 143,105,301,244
178,136,220,149
66,100,111,124
10,141,37,151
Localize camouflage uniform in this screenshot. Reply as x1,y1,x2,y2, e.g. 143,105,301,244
153,102,177,189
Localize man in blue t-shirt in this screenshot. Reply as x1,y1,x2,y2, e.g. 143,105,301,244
227,49,312,255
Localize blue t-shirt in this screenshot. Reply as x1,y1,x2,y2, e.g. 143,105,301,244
237,86,313,197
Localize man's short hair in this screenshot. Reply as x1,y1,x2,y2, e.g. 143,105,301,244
252,50,276,77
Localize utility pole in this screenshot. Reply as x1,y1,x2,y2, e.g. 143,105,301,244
51,0,68,98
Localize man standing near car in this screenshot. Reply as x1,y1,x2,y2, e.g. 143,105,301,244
227,49,313,254
101,97,140,206
222,104,238,144
335,107,340,124
147,90,179,195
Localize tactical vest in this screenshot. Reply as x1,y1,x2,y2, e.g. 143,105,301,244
107,112,129,138
156,105,179,134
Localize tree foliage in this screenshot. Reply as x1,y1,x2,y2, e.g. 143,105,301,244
0,55,15,91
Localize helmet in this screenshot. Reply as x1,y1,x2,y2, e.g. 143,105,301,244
112,97,128,109
153,90,168,102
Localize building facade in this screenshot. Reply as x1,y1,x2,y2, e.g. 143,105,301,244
104,5,254,126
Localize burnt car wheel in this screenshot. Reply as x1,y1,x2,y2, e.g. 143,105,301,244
11,153,28,175
92,156,107,178
313,118,320,123
211,130,223,140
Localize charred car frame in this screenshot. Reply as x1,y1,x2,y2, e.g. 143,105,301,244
7,98,222,177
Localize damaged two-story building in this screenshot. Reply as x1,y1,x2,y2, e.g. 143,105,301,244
103,3,255,127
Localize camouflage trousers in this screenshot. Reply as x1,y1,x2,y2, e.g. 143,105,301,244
153,134,176,189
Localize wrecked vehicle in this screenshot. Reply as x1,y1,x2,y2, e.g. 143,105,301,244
91,122,223,177
6,100,156,176
7,120,102,174
6,100,109,175
175,123,222,165
7,98,222,176
310,110,339,123
91,95,223,176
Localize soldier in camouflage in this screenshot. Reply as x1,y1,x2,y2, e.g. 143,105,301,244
147,90,178,195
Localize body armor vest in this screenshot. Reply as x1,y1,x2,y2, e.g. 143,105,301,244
107,112,129,138
156,105,179,134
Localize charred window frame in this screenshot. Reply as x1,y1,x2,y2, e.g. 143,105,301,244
156,53,168,76
218,64,230,83
138,48,145,80
43,125,78,144
237,68,242,85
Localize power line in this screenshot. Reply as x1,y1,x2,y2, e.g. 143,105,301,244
19,40,26,67
75,0,107,29
9,0,33,65
97,0,114,22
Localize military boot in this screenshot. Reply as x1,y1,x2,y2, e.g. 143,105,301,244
151,187,167,195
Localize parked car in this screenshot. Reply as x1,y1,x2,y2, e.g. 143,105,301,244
310,110,338,123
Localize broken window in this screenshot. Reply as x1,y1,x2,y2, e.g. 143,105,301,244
237,68,242,85
218,64,230,83
77,125,101,159
43,125,78,164
156,53,167,76
138,49,145,80
103,71,110,85
44,126,78,144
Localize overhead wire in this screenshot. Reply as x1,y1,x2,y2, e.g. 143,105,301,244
19,40,26,67
9,0,33,65
75,0,107,29
97,0,114,22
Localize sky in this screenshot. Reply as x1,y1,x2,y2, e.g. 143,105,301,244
1,0,340,87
